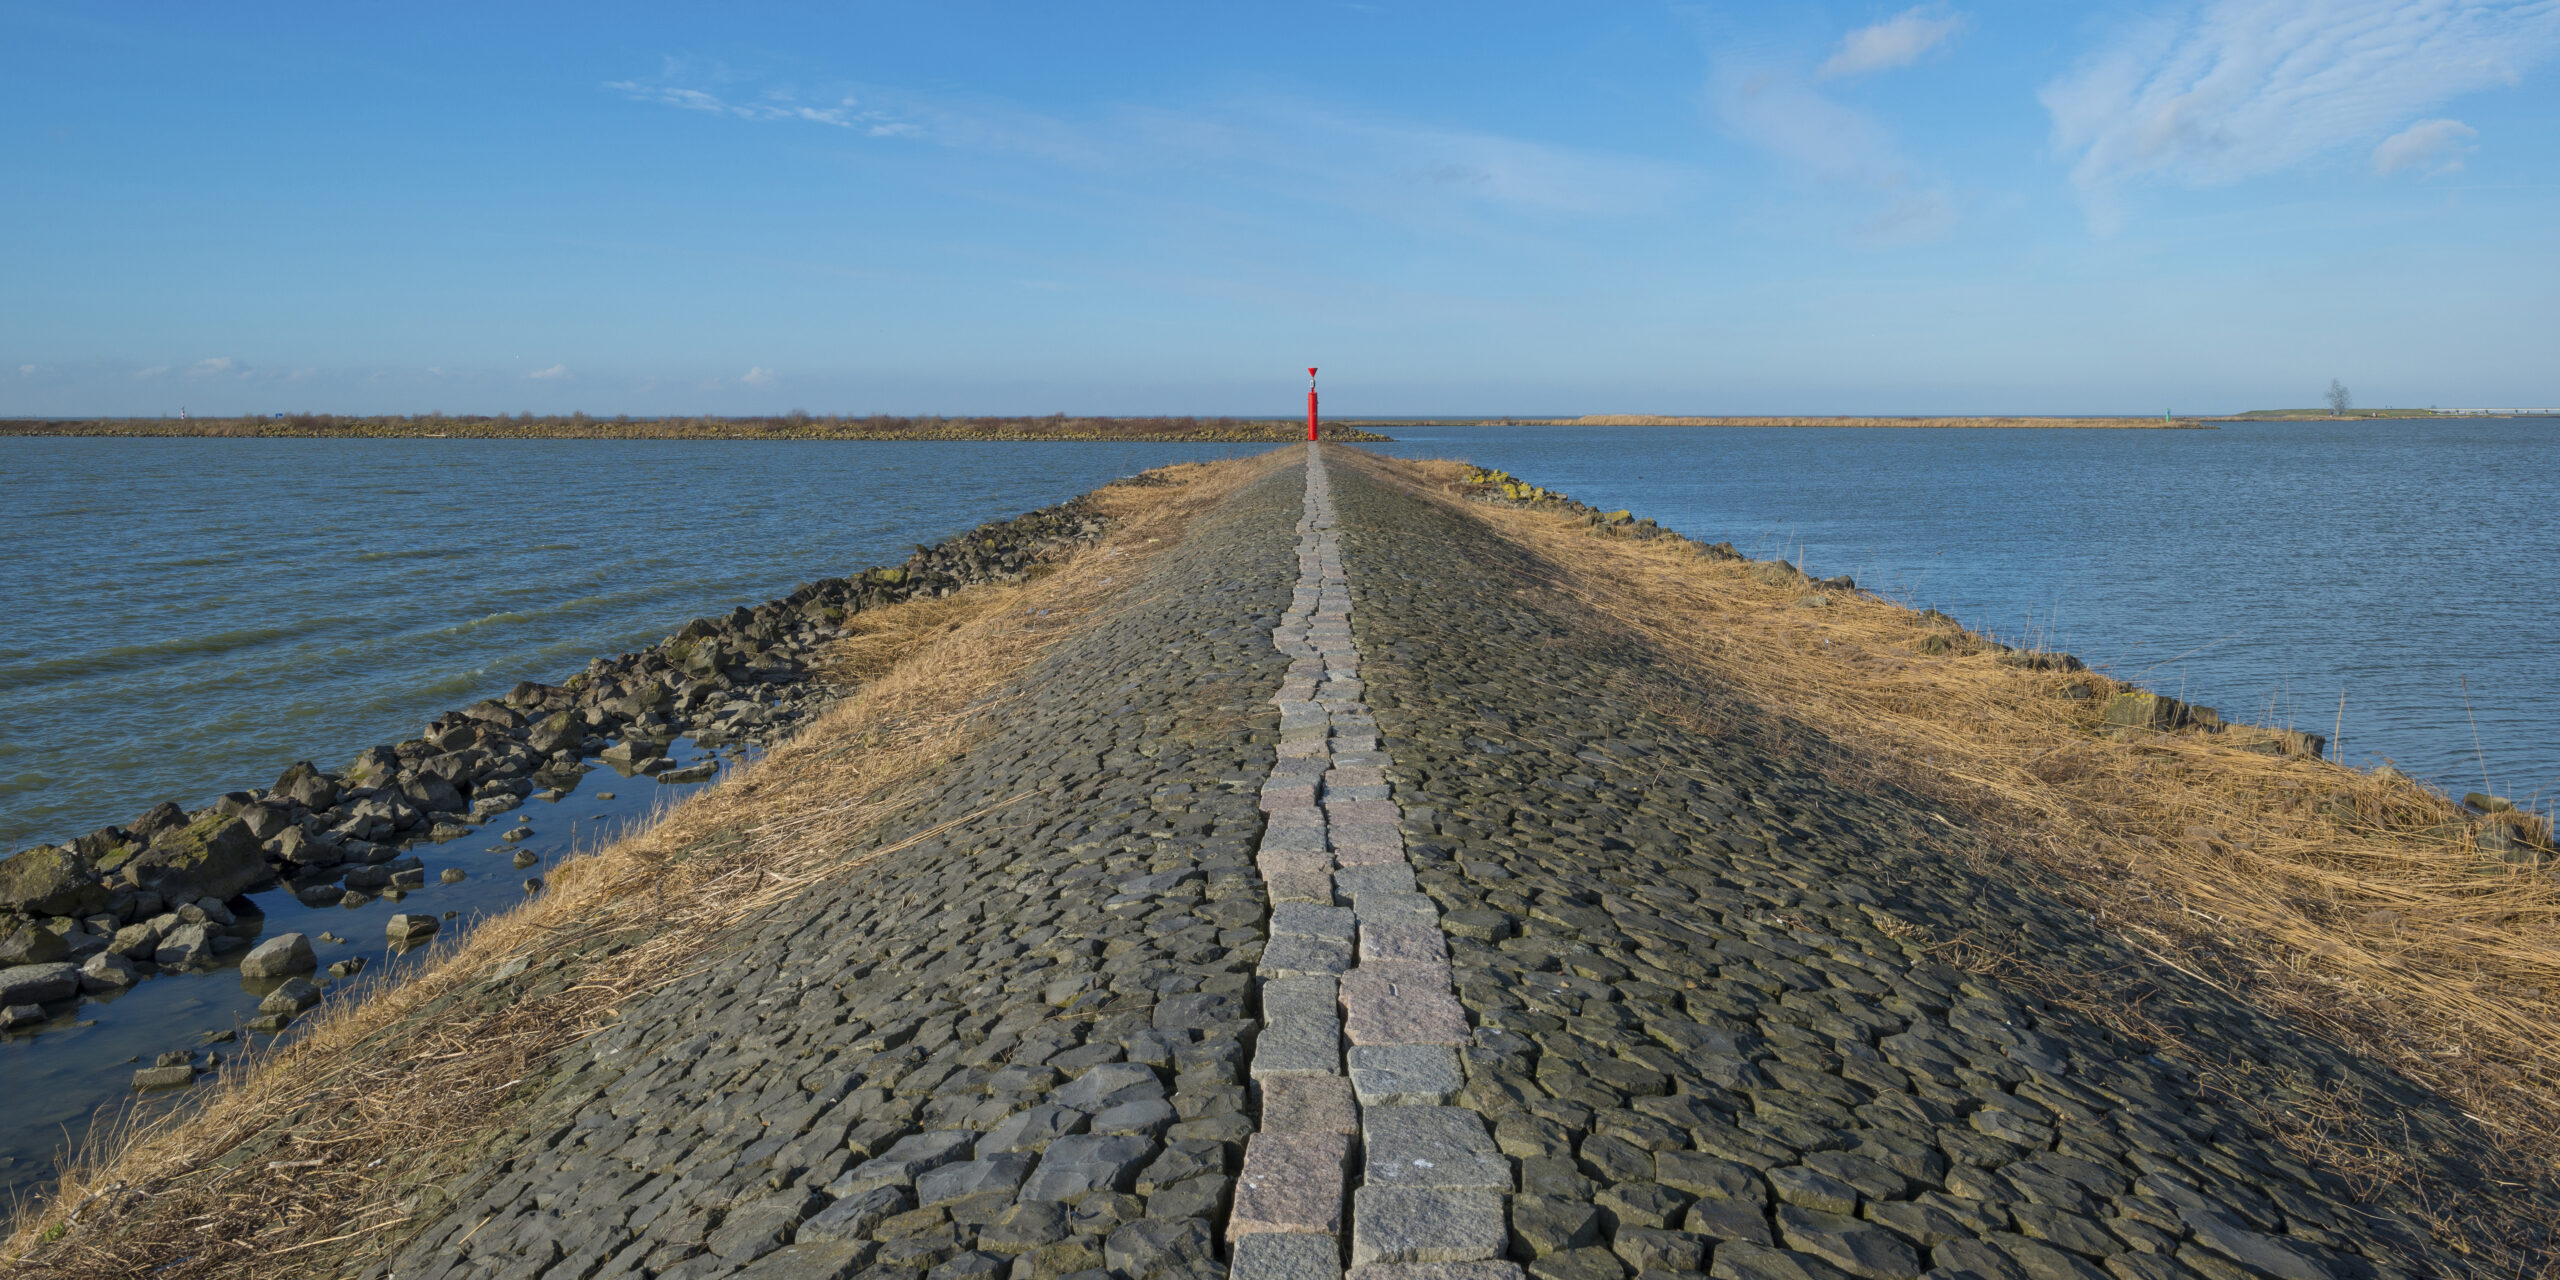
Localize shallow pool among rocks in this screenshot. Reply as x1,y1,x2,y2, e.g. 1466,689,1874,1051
0,737,745,1203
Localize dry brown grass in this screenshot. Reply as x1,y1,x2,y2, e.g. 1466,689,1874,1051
1355,454,2560,1250
1,452,1289,1280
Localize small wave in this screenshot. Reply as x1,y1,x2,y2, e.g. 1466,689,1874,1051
0,623,335,694
354,547,470,563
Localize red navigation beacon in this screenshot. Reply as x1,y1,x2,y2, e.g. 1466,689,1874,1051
1306,367,1319,442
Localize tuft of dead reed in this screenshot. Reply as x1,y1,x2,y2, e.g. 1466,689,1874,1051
1357,453,2560,1262
0,453,1290,1280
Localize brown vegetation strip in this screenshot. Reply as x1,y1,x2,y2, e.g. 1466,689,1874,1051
1366,455,2559,1249
0,452,1292,1280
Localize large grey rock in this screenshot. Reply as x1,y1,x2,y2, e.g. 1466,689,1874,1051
238,932,317,978
0,845,107,917
80,951,141,991
258,977,323,1015
119,815,267,903
272,827,343,869
153,922,214,967
0,923,69,966
0,961,80,1005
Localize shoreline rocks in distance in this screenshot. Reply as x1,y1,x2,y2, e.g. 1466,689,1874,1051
0,486,1134,1022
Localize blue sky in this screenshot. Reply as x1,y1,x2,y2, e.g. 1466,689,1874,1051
4,2,2555,416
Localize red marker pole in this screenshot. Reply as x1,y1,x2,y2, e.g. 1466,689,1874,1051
1306,367,1320,441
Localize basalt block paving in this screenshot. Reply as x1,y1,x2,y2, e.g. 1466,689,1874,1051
1315,452,2548,1280
332,449,2547,1280
367,463,1305,1280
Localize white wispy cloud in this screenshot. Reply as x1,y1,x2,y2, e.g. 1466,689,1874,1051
134,365,170,380
15,364,33,376
528,364,570,380
1821,7,1964,78
2373,116,2477,174
2043,0,2560,224
740,366,775,385
606,67,917,136
1708,56,1954,243
604,62,1692,222
189,356,235,376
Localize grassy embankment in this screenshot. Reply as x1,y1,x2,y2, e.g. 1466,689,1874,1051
1511,414,2212,429
0,452,1291,1280
0,414,1393,443
1398,456,2558,1260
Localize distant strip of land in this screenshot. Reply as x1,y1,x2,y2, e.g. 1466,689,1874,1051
1513,414,2213,429
0,414,1395,442
2212,407,2556,420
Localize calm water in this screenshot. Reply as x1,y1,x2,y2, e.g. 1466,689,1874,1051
2,436,1278,1201
0,438,1269,852
1370,419,2560,808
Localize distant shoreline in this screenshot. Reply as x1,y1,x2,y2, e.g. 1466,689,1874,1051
1490,414,2216,429
0,415,1395,443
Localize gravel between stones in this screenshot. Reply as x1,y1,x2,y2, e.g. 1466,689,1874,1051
366,464,1305,1280
1318,451,2539,1280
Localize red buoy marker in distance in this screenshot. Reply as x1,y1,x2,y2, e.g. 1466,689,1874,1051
1307,367,1319,442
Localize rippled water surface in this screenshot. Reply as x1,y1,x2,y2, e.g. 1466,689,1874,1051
1370,419,2560,807
1,437,1267,851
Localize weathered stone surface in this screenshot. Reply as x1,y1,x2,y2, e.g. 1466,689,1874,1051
0,845,106,917
384,913,438,943
1348,1044,1464,1106
0,961,79,1006
1232,1131,1352,1235
1236,1231,1347,1280
1363,1106,1510,1191
238,932,317,978
121,813,269,904
1350,1187,1507,1266
1263,1072,1361,1136
1340,964,1469,1046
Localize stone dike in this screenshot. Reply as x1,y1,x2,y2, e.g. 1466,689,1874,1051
7,449,2547,1280
0,496,1113,1035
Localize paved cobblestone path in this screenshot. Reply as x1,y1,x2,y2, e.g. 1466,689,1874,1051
377,463,1307,1280
1317,452,2534,1280
366,451,2536,1280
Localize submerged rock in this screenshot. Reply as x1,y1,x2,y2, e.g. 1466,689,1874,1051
386,913,439,943
131,1064,196,1090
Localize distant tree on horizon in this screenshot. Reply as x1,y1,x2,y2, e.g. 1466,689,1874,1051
2326,378,2352,415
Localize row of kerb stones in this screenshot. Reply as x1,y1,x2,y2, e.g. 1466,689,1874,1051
1231,447,1520,1280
